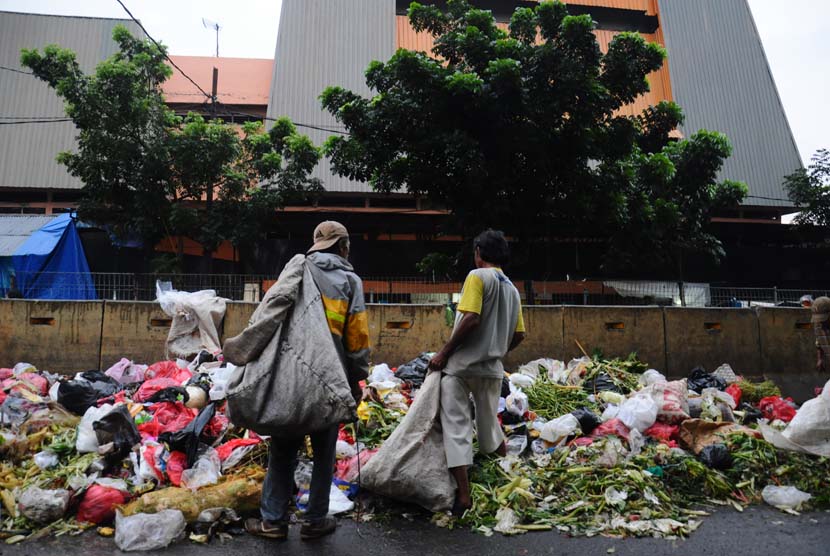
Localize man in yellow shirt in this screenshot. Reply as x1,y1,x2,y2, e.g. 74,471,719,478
429,230,525,514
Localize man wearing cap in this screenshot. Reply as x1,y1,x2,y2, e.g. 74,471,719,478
248,221,370,541
813,297,830,372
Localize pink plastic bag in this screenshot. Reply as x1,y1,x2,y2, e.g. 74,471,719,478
104,358,146,384
335,449,378,483
76,484,130,524
590,418,631,441
145,361,192,384
134,377,179,403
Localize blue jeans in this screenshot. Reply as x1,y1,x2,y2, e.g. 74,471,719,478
260,425,338,523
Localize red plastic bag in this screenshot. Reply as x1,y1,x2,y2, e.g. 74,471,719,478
2,373,49,397
134,377,180,403
216,438,261,461
166,451,187,486
726,384,742,407
76,484,130,524
0,369,13,381
138,402,196,437
570,437,595,447
335,449,378,483
759,396,797,423
0,391,6,406
338,425,355,445
204,413,229,438
644,422,680,444
145,361,192,384
590,418,631,441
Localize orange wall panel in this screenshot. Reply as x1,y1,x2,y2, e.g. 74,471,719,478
562,0,658,16
396,16,673,116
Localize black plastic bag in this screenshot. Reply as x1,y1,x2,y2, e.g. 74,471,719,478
147,387,190,404
571,407,602,435
394,353,432,386
500,376,511,399
738,402,764,425
583,373,622,394
687,367,727,393
699,443,733,470
79,371,120,396
93,405,140,464
159,403,216,467
57,381,100,415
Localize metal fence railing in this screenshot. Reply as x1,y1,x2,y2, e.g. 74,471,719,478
2,272,827,307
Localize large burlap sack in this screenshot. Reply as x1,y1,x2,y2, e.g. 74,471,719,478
361,371,455,512
224,256,356,435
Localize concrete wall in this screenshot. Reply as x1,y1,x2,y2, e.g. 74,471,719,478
0,301,818,387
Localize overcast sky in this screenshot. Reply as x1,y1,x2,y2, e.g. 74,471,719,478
0,0,826,164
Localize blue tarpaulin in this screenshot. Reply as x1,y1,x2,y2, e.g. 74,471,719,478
12,213,96,300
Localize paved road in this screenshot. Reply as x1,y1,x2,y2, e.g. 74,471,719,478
3,506,828,556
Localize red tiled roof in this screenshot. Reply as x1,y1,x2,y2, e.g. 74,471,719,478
162,55,273,106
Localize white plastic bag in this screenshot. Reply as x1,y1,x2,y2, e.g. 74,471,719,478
327,483,355,515
505,434,528,457
601,404,620,422
780,379,830,457
336,440,358,459
506,389,529,417
367,364,397,384
181,447,221,491
761,485,812,511
540,414,580,445
493,507,523,535
208,364,236,401
115,509,186,551
33,451,59,470
618,394,658,432
18,487,70,523
641,380,690,424
509,373,535,389
639,369,667,387
76,404,115,453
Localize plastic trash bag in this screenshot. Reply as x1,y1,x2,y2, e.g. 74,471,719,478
134,377,180,403
759,396,797,423
687,367,726,393
505,434,528,457
644,422,679,444
181,446,221,491
138,402,197,439
158,403,216,467
207,364,236,401
493,507,523,535
604,487,628,507
76,404,115,453
57,381,102,416
639,369,667,387
104,358,147,384
583,373,622,394
93,405,141,464
77,484,130,524
115,509,187,551
726,384,742,407
327,483,355,515
145,361,193,385
336,439,358,460
147,387,189,404
33,450,60,469
540,414,581,445
368,364,397,384
618,394,658,433
761,485,812,511
509,373,535,389
711,364,739,385
641,380,690,424
699,443,733,470
394,353,432,386
19,487,70,523
76,370,120,395
506,389,529,417
334,449,377,483
571,408,601,435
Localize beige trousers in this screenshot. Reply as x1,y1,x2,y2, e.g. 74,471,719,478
440,374,505,468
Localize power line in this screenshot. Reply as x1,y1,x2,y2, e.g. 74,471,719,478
0,64,34,76
114,0,212,100
0,119,73,125
215,104,351,135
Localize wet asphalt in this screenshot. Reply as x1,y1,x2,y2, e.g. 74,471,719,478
1,505,828,556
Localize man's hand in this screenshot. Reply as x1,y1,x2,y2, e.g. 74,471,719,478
429,351,448,372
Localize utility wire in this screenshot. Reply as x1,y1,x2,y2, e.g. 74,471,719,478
114,0,212,100
0,64,34,76
0,119,72,125
215,104,351,135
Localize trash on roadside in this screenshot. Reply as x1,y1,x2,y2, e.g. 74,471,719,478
114,509,187,551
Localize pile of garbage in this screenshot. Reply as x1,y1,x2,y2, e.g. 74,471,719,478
2,349,829,546
347,354,830,538
0,357,273,549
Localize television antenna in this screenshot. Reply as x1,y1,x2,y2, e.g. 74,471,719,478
202,18,221,57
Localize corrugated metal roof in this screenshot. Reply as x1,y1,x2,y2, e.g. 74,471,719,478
0,214,56,256
266,0,395,193
162,56,273,106
0,11,142,191
658,0,801,208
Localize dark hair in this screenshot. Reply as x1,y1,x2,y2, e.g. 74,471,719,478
474,229,509,266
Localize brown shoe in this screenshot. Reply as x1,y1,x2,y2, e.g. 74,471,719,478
300,516,337,540
245,518,288,540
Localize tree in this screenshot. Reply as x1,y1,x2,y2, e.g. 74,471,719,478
22,26,321,270
785,149,830,227
321,0,746,270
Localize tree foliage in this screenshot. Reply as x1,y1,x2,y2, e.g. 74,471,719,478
785,149,830,227
21,26,321,266
321,0,746,269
